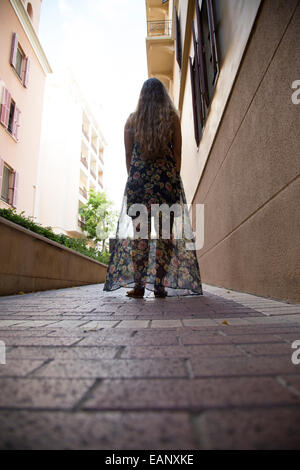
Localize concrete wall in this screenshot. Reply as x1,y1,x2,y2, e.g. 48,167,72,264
0,216,107,296
193,0,300,302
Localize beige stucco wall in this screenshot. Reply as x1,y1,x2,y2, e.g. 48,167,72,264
0,216,107,296
176,0,262,204
193,0,300,302
0,0,47,217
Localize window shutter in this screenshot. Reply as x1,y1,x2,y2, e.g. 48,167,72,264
12,106,21,140
196,1,209,107
24,56,30,88
12,171,19,208
189,57,200,147
206,0,219,84
0,157,4,196
10,33,18,68
0,88,7,126
192,22,204,129
0,88,11,128
174,6,182,68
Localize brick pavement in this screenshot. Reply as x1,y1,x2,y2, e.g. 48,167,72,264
0,283,300,449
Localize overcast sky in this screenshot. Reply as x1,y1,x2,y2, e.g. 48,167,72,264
39,0,148,209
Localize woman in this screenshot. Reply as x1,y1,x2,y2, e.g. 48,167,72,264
104,78,202,298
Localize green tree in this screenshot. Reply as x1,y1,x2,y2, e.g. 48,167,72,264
79,189,117,252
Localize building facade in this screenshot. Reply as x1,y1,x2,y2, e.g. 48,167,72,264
0,0,51,216
36,68,106,238
145,0,300,302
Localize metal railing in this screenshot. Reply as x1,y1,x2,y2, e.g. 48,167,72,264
79,187,87,199
80,155,88,169
147,20,172,37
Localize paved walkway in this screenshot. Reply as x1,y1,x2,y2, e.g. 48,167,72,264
0,283,300,450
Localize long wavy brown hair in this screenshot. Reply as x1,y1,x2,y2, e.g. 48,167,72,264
130,78,178,159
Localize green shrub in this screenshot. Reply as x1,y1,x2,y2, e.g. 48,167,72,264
0,208,109,265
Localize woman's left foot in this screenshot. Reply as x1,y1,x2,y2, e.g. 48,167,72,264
126,286,145,298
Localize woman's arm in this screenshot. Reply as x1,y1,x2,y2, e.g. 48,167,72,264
173,113,182,174
124,116,134,175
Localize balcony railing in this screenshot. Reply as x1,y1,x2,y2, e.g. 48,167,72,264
78,216,85,228
82,125,89,141
90,169,96,180
91,142,98,154
79,187,87,199
80,155,88,169
147,20,172,37
98,152,104,164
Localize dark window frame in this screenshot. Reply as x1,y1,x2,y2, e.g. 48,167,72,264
190,0,219,146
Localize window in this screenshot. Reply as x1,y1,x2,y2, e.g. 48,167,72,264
7,99,15,134
190,0,219,146
27,2,33,20
10,33,30,87
15,45,25,79
0,87,21,140
0,159,18,207
1,166,12,203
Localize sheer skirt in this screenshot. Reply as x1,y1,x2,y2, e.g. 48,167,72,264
103,144,203,296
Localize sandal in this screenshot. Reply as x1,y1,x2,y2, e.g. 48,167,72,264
126,286,145,298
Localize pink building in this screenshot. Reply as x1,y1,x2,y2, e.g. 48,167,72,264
0,0,51,216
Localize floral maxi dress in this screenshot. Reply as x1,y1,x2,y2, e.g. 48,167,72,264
103,142,203,296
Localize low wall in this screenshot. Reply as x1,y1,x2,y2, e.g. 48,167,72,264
0,216,108,296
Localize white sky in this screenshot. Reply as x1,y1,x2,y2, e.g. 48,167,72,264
39,0,148,210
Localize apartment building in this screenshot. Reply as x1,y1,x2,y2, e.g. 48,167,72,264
0,0,51,215
145,0,300,302
36,68,106,238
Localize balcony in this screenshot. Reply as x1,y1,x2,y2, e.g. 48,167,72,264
146,19,174,93
80,155,88,170
79,187,87,199
82,125,89,141
147,20,172,38
78,216,85,229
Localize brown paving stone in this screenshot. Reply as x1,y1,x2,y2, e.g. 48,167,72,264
120,344,244,359
0,329,53,337
82,377,300,410
277,375,300,394
238,342,292,356
222,334,288,344
1,337,82,347
33,358,188,379
273,332,300,343
195,407,300,449
190,355,299,377
0,377,95,409
77,331,134,346
179,332,284,345
130,330,180,346
0,410,198,450
0,359,46,377
6,346,120,360
216,326,300,335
